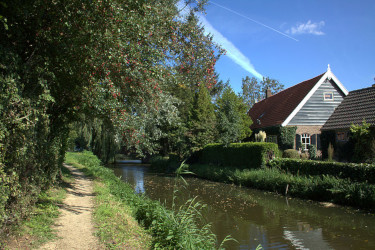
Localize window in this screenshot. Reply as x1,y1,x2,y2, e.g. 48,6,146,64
301,133,310,150
337,131,348,141
324,92,334,101
266,135,277,144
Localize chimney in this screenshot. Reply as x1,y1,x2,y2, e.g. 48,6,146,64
266,88,272,99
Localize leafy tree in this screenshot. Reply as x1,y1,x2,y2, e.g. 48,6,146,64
0,0,222,231
350,120,375,163
241,76,284,109
188,84,217,152
216,86,252,145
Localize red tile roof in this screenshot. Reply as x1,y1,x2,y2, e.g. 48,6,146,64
249,73,325,130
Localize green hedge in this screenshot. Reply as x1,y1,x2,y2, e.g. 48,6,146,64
198,142,279,169
269,158,375,184
189,164,375,210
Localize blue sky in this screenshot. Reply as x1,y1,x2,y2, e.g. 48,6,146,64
198,0,375,93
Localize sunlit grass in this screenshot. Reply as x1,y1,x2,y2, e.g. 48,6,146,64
93,181,152,249
3,165,72,248
65,151,221,249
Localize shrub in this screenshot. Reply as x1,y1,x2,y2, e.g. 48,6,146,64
268,158,375,184
255,131,267,142
198,142,279,169
308,145,317,160
350,121,375,163
189,163,375,210
300,152,309,160
282,149,300,159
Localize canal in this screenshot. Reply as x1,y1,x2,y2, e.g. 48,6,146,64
112,163,375,249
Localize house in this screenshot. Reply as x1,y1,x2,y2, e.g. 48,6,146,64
248,65,348,151
321,85,375,158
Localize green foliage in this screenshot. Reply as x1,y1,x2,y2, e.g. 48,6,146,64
282,149,300,159
189,163,375,210
308,144,317,160
150,155,181,174
268,158,375,184
198,142,279,169
279,126,297,150
0,0,223,232
241,76,284,109
66,151,218,249
188,84,217,153
350,120,375,163
215,86,252,145
253,126,296,150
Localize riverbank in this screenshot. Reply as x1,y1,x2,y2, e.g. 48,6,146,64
2,166,72,249
150,157,375,212
65,151,220,249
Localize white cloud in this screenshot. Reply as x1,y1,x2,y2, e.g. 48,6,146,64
287,20,325,35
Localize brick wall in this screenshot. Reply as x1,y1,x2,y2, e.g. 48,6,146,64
287,125,323,151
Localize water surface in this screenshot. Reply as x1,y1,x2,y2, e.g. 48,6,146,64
112,164,375,249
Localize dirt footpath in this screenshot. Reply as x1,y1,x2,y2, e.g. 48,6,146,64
40,164,101,250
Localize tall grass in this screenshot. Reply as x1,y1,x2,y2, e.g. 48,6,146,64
65,151,220,249
189,164,375,211
1,165,72,248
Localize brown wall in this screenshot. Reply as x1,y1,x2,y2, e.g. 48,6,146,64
287,125,323,150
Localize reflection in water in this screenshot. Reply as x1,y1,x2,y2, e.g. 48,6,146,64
112,164,375,250
120,166,145,194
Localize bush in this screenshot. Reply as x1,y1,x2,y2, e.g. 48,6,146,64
198,142,279,169
150,155,180,173
189,163,375,210
300,152,309,160
268,158,375,184
282,149,300,159
308,145,317,159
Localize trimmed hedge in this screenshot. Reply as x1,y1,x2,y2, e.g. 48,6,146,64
197,142,279,169
282,149,300,159
269,158,375,184
189,164,375,210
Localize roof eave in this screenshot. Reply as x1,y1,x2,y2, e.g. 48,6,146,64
281,69,349,127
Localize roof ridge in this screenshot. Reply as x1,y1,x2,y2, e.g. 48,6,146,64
255,72,325,104
349,85,375,93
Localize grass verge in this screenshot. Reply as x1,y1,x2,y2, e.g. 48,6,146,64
150,157,375,211
65,151,219,249
188,163,375,211
93,180,152,249
2,165,72,249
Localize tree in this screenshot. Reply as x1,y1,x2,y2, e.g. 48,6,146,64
0,0,223,230
216,86,252,145
188,84,217,152
241,76,284,109
350,120,375,163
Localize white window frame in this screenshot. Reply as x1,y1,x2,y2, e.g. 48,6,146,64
301,133,310,150
324,92,334,101
266,135,277,144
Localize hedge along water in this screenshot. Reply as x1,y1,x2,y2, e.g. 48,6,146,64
196,142,279,169
114,161,375,249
